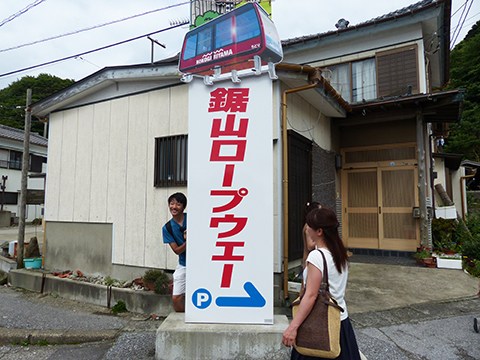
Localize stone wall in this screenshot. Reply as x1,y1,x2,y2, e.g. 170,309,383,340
311,142,336,211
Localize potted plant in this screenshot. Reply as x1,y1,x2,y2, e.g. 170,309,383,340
439,233,457,255
423,257,436,268
287,270,302,293
414,247,434,266
142,269,171,294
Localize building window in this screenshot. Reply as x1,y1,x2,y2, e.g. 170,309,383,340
9,150,22,170
328,63,351,103
154,135,188,187
352,58,377,102
327,58,377,103
0,149,8,169
324,45,418,103
0,192,18,205
30,154,47,173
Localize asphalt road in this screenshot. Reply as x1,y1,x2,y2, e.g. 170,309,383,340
0,284,479,359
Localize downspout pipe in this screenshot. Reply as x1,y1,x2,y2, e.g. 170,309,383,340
280,65,322,301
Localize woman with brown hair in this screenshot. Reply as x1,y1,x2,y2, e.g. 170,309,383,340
282,207,361,360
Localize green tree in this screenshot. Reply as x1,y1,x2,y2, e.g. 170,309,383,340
0,74,74,134
444,21,480,160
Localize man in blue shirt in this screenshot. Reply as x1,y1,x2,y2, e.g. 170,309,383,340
162,192,187,312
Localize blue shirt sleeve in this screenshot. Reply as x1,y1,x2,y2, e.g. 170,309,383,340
162,223,175,244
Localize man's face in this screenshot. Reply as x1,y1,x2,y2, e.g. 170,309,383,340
169,198,185,216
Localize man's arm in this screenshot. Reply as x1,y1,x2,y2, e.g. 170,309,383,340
169,240,186,255
163,226,186,255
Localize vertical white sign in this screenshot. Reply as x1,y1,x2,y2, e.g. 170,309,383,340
186,75,274,324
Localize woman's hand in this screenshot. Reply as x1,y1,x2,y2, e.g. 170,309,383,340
282,324,298,347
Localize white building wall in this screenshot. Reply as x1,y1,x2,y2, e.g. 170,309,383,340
433,157,465,217
0,139,47,222
0,169,45,222
44,79,332,273
284,89,331,150
285,23,423,67
433,157,446,206
45,85,189,270
451,167,466,218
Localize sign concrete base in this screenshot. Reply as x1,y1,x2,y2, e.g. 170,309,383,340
156,313,290,360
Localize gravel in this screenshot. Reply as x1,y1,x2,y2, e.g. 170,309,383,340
0,286,128,330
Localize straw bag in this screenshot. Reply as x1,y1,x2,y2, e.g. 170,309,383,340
291,249,344,358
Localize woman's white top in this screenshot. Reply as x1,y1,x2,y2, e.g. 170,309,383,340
303,247,349,320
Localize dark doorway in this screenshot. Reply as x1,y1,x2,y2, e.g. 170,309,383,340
288,130,312,261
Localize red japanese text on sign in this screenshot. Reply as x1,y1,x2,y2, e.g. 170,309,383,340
208,88,250,289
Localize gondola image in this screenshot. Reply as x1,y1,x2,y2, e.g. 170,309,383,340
179,2,283,77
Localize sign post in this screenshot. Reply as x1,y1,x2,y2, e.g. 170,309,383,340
186,75,274,324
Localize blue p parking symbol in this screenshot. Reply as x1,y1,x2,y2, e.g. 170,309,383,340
192,288,212,309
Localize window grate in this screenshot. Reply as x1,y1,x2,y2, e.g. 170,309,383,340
154,135,188,187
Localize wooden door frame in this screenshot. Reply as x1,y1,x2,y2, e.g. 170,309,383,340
341,142,420,251
378,165,420,250
341,167,379,249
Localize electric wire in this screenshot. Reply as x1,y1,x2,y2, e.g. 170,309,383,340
286,95,325,143
0,22,187,79
0,0,47,28
0,1,190,54
451,0,470,45
451,0,475,49
75,56,102,69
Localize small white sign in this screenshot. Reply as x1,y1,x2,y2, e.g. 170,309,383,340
186,75,274,324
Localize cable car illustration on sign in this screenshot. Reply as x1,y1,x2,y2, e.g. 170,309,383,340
179,2,283,84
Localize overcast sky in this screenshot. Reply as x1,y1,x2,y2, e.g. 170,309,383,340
0,0,479,90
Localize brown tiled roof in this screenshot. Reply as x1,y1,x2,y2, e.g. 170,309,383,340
0,124,48,147
282,0,443,46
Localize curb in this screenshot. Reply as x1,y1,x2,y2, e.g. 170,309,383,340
0,327,119,345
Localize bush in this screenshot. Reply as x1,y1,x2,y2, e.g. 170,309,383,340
462,234,480,261
143,269,170,294
463,257,480,277
466,212,480,237
431,218,456,251
143,269,164,283
111,300,127,314
414,247,432,259
31,218,42,225
153,277,170,294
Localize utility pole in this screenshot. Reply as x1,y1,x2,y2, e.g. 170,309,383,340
17,89,31,269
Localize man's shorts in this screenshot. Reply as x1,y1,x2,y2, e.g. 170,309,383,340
172,264,186,296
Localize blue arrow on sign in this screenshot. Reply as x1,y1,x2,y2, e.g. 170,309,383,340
215,281,266,308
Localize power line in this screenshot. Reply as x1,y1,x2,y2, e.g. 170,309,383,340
0,22,187,79
0,0,47,28
451,0,475,48
0,1,190,54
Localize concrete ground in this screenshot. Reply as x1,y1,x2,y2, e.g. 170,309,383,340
346,261,479,314
0,261,479,359
1,222,480,359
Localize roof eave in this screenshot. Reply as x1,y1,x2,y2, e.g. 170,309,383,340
31,64,181,117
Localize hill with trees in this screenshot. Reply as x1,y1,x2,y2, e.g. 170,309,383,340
444,21,480,161
0,74,75,135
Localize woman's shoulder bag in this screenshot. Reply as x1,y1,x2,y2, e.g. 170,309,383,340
291,249,344,358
